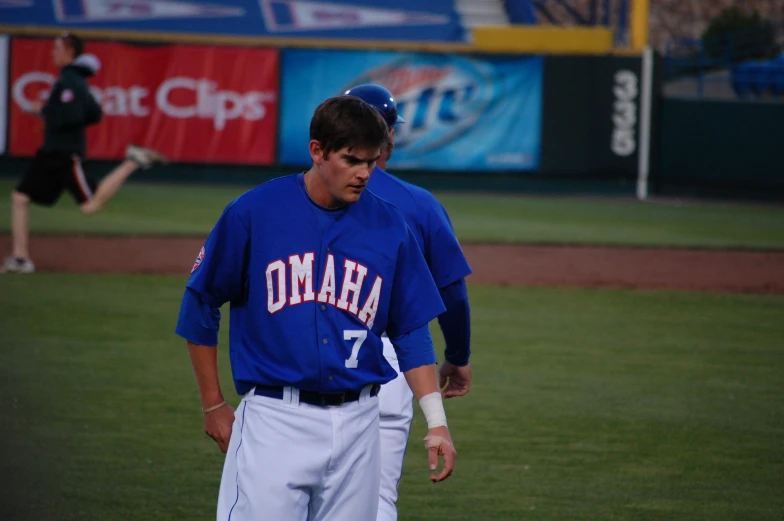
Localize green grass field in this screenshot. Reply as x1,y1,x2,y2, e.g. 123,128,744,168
2,179,783,519
2,275,783,520
1,180,784,248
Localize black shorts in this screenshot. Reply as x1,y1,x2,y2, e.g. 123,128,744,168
15,150,97,207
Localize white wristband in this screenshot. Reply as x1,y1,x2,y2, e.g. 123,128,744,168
419,392,447,429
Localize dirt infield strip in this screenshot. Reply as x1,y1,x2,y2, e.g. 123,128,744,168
2,235,784,294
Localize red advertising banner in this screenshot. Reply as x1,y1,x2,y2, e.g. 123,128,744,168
9,38,279,165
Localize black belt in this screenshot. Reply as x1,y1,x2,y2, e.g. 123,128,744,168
254,384,380,407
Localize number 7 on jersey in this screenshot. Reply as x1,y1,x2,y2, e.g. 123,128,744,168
344,330,367,368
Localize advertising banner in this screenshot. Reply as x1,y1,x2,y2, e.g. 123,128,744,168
9,37,279,164
279,49,543,171
0,0,465,42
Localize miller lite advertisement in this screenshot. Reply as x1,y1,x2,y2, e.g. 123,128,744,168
279,49,543,171
9,37,279,164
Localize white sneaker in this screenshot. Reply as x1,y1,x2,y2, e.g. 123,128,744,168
126,145,168,170
1,256,35,274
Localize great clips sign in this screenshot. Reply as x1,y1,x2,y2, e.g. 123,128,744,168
10,38,279,165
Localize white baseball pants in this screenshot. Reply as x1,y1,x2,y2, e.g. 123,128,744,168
217,386,381,521
376,336,415,521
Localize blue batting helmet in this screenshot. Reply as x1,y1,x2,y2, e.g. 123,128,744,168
344,84,405,129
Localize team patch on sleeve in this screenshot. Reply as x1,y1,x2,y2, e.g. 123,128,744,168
60,89,74,103
191,247,205,273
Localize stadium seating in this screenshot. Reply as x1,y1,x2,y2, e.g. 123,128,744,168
731,54,784,98
504,0,537,24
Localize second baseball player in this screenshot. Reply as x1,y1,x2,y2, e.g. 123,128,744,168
344,83,474,521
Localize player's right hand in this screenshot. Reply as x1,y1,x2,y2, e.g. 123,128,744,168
203,403,235,453
424,426,456,483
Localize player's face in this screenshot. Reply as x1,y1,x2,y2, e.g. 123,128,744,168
316,144,381,206
52,38,72,68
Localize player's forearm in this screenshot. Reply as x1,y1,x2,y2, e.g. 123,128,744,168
437,278,471,366
187,341,225,408
402,364,440,401
405,364,448,430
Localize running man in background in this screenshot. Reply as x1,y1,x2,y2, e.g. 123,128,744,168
344,84,473,521
2,32,165,274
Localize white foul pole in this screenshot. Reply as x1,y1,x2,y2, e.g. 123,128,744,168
636,46,654,200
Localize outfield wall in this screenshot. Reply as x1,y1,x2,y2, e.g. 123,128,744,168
1,33,780,200
0,34,650,195
656,99,784,200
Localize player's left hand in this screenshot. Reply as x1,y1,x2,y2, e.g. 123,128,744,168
203,402,235,453
425,426,456,482
439,361,472,398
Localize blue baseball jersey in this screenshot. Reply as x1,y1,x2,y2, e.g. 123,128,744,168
182,173,445,396
367,166,472,289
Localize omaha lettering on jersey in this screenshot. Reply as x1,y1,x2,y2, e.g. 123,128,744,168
266,253,383,327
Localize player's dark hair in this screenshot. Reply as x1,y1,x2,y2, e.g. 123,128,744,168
59,32,84,58
310,96,389,159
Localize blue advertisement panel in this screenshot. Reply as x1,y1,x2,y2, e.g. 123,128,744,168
280,50,543,171
0,0,464,42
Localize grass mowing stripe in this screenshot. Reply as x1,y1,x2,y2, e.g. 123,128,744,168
1,180,784,248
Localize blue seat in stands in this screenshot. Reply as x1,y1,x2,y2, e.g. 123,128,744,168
748,63,770,96
732,54,784,97
771,63,784,95
731,64,751,97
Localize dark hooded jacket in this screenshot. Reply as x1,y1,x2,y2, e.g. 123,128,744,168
39,55,103,159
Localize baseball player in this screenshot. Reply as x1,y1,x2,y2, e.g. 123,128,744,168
2,32,165,274
175,96,456,521
344,83,473,521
